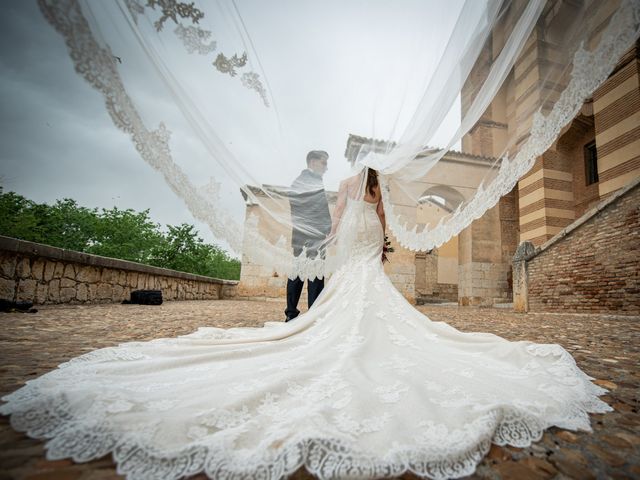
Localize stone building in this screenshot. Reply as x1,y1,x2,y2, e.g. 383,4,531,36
459,1,640,308
238,1,639,311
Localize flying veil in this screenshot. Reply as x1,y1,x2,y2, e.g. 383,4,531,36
35,0,640,279
1,3,637,477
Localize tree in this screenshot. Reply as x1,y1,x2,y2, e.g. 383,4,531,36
149,224,240,280
0,188,240,280
87,207,163,263
39,198,99,252
0,189,41,242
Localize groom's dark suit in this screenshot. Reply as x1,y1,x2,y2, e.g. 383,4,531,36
285,168,332,321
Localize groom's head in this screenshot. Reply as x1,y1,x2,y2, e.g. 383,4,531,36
306,150,328,176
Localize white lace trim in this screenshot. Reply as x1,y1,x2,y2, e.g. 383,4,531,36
0,368,612,480
381,0,640,252
38,0,252,253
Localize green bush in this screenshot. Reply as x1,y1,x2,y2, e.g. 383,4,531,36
0,187,240,281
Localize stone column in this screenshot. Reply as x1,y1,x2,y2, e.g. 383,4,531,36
458,203,512,306
512,241,536,313
414,252,427,297
459,29,517,306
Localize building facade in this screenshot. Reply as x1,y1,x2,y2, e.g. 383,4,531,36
238,1,640,310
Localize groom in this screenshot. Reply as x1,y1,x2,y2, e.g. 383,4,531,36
285,150,331,322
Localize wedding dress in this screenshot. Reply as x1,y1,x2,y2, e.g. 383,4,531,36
0,196,613,480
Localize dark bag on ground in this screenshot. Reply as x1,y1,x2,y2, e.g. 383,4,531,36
123,289,163,305
0,299,38,313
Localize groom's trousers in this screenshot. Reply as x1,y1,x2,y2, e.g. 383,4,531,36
285,276,324,321
285,245,325,321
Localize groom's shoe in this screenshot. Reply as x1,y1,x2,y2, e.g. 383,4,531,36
285,314,297,322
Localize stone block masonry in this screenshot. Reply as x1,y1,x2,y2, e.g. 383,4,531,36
0,236,238,305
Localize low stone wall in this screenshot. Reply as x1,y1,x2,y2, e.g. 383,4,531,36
513,177,640,315
0,236,238,305
434,283,458,302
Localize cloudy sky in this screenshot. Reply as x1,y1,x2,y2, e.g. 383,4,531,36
0,0,467,253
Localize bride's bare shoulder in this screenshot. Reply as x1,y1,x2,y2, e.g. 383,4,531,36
339,176,360,190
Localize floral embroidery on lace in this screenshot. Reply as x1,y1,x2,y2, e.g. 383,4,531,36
124,0,145,23
385,324,419,350
227,379,267,394
257,392,287,420
105,399,135,413
213,52,247,76
145,399,177,412
174,24,216,54
289,326,331,352
287,371,349,402
374,381,410,404
333,327,366,354
241,72,270,107
442,366,475,379
185,362,229,373
197,406,251,429
379,354,418,375
331,392,353,410
334,411,393,436
146,0,205,31
187,425,209,440
274,357,307,371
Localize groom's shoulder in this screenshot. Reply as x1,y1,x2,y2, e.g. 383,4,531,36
291,169,317,188
292,169,306,184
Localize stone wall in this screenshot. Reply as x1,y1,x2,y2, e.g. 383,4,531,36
0,236,238,305
433,283,458,302
517,177,639,314
382,233,416,303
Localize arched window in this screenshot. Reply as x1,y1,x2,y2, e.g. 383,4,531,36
417,186,465,213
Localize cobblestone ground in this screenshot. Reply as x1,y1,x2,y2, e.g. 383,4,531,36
0,300,638,480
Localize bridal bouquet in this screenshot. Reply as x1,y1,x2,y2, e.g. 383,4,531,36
382,235,394,263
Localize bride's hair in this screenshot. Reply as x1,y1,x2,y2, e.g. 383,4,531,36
366,168,378,197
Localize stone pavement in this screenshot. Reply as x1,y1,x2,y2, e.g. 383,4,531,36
0,300,638,480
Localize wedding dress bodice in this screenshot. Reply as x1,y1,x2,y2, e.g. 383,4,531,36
339,198,384,263
0,199,613,480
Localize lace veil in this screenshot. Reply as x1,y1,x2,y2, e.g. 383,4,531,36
37,0,640,279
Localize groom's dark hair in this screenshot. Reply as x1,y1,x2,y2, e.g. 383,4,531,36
306,150,328,165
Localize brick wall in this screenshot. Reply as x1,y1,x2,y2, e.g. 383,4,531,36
526,179,639,314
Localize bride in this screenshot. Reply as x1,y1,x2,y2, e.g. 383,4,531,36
0,166,613,480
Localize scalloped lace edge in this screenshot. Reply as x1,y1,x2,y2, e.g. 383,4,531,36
381,0,640,252
1,359,613,480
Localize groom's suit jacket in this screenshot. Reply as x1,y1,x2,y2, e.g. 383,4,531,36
289,169,331,255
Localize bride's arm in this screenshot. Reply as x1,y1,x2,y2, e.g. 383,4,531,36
329,179,349,237
376,187,386,233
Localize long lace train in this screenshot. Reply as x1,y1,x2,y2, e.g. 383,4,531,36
1,200,613,480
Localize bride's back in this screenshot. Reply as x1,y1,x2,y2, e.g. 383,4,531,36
336,170,384,262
